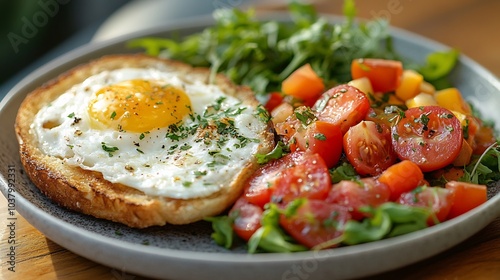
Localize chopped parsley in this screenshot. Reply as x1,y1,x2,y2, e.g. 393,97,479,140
256,104,271,123
101,142,119,157
180,144,192,151
194,170,207,177
314,133,327,141
294,107,317,127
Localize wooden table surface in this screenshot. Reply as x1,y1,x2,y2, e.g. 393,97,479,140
1,0,499,279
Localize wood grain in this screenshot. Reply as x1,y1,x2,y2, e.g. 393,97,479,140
1,0,499,279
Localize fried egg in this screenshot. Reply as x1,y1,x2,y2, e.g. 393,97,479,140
31,68,268,199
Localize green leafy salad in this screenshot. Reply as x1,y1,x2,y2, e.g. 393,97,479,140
128,0,499,253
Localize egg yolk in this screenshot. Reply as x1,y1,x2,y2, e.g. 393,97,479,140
88,79,192,132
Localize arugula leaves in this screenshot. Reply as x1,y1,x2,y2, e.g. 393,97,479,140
248,204,308,253
313,202,430,250
204,215,236,249
462,142,500,185
128,1,397,96
329,161,359,183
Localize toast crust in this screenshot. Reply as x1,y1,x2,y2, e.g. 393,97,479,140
15,54,274,228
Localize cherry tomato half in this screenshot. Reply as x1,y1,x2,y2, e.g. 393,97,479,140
244,156,286,208
280,199,351,248
312,85,371,135
391,106,463,172
351,58,403,93
343,120,398,176
326,178,390,220
398,186,453,225
290,121,343,168
272,151,331,206
264,92,284,113
230,197,263,241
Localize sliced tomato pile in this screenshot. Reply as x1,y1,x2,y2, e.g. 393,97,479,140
227,58,492,250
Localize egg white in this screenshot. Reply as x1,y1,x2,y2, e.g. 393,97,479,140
31,68,267,199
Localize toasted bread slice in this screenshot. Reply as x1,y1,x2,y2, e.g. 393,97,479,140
15,54,274,228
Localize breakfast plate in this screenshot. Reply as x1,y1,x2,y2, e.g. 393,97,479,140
1,14,500,280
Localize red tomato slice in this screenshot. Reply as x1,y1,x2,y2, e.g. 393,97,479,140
275,114,300,143
229,197,263,241
280,199,351,248
398,186,453,225
272,151,331,206
312,84,371,134
351,58,403,93
343,120,398,176
326,178,390,220
445,181,487,219
392,106,463,172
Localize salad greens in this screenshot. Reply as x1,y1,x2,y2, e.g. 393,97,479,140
128,0,400,96
128,0,498,253
205,201,431,253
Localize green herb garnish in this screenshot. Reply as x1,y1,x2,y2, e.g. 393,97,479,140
101,142,119,157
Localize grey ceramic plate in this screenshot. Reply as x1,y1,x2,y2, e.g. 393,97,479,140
1,15,500,280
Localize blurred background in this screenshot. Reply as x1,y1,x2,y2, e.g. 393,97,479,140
1,0,498,101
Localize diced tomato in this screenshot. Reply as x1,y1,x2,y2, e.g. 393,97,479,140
290,121,343,168
282,64,325,104
229,197,263,241
351,58,403,93
398,186,453,225
312,84,371,134
275,107,343,168
343,120,398,176
265,92,284,112
378,160,424,201
272,151,331,206
472,125,497,155
280,199,351,248
391,106,463,172
326,178,390,220
275,112,301,142
445,181,487,219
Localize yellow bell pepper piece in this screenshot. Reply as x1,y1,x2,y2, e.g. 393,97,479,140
434,88,471,114
388,94,404,105
450,110,467,126
348,77,374,95
395,70,424,101
420,81,436,95
405,92,438,108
